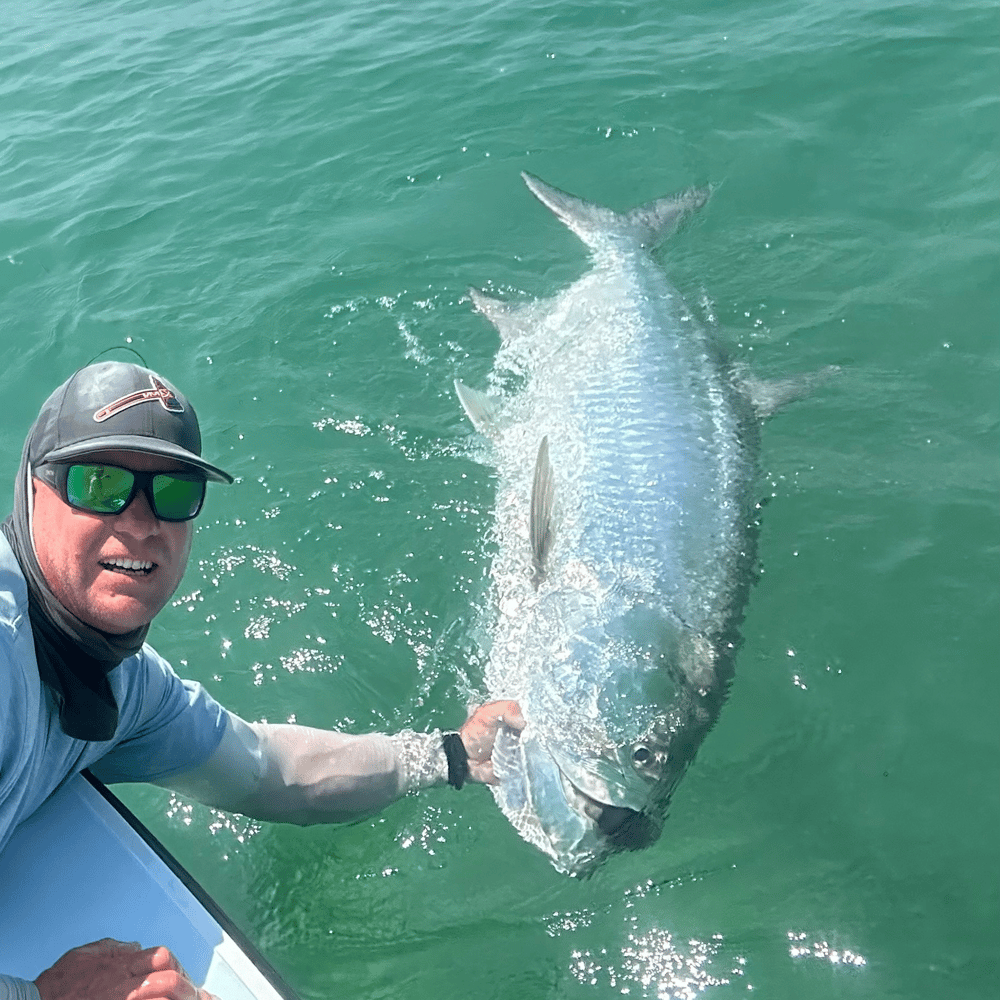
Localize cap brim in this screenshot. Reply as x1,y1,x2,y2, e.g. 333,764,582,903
43,436,234,484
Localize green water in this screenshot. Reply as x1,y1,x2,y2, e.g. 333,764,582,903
2,1,997,997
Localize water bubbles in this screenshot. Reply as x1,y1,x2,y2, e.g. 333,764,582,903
313,416,371,436
545,909,594,936
245,615,272,640
787,931,867,967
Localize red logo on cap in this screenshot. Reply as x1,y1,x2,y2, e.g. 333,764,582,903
93,376,185,423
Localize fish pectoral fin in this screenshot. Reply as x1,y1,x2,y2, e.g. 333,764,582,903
454,379,500,435
468,287,512,323
469,287,537,343
732,363,842,419
530,436,555,588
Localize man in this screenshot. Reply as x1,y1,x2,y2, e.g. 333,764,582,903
0,362,523,1000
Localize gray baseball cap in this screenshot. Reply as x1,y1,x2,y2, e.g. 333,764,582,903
27,361,234,483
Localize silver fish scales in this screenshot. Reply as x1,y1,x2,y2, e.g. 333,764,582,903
456,172,779,874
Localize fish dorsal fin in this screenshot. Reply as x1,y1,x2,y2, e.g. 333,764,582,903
530,436,555,589
521,171,711,253
454,379,500,435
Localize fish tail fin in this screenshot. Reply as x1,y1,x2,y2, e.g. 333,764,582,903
521,172,712,253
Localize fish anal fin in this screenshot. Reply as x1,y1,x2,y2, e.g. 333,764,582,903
530,436,555,589
454,379,500,435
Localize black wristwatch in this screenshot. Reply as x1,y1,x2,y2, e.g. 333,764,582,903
442,732,469,789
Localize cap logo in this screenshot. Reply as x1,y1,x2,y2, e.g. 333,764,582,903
93,375,184,423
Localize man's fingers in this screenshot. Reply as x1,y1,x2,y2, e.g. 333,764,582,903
475,761,498,785
457,700,525,784
125,946,191,990
124,967,199,1000
148,946,185,973
476,699,526,733
127,945,177,978
496,700,526,732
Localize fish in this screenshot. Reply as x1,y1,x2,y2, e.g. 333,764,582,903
455,171,797,875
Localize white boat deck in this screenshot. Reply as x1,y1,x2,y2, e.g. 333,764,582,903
0,774,296,999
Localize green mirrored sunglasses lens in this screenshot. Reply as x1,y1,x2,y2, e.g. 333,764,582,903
66,465,133,512
151,474,205,519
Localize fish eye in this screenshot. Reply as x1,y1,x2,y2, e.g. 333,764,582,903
632,746,652,766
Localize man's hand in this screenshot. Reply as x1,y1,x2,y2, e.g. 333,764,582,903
459,700,525,785
34,938,218,1000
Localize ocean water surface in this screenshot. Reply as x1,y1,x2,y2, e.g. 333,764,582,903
1,1,997,998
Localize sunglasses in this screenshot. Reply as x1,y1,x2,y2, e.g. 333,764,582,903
34,461,207,522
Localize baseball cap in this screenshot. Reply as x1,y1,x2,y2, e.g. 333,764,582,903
27,361,234,483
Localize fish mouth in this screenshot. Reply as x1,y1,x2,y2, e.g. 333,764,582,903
594,803,660,850
564,776,660,853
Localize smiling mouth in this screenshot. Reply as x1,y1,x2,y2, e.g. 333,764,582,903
100,557,156,576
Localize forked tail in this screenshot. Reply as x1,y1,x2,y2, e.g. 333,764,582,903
521,171,711,253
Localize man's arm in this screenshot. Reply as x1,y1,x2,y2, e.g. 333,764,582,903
11,709,523,998
155,701,524,824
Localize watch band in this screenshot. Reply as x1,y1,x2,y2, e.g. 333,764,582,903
442,732,469,789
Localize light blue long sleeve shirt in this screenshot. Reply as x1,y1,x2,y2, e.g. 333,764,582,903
0,533,228,859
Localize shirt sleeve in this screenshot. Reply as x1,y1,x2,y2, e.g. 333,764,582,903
89,647,228,786
158,711,449,824
0,975,41,1000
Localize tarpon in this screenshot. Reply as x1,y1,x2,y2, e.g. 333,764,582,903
456,172,797,875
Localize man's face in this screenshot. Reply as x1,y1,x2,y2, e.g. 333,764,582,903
31,450,195,634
